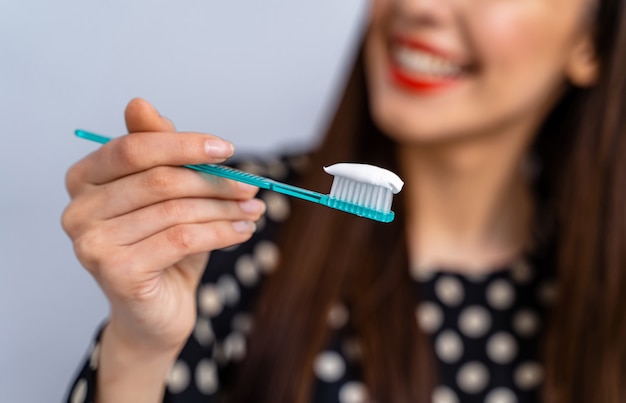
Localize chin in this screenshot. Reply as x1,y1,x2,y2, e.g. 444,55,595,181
369,99,467,145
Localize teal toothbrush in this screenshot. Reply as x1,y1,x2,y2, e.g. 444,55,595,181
75,130,403,223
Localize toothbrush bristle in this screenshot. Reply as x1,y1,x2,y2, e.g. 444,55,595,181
329,176,394,212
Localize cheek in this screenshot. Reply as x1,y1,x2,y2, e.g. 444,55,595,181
476,5,548,72
470,3,575,112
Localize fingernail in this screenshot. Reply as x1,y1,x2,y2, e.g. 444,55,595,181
205,139,234,158
232,220,256,233
239,199,266,214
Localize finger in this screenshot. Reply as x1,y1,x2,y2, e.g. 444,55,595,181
103,198,265,245
126,220,257,276
64,166,259,238
66,97,176,194
75,166,258,221
69,131,235,187
125,97,177,133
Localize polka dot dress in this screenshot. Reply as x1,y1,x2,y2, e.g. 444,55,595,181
66,154,552,403
413,259,553,403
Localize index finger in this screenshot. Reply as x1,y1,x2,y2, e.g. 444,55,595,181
73,131,235,186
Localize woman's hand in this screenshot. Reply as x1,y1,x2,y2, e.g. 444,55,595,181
62,98,265,401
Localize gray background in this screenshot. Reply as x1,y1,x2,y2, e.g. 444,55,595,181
0,1,367,401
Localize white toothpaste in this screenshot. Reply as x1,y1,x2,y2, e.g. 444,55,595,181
323,163,404,194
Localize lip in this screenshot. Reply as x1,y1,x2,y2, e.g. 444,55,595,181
388,35,466,93
389,66,459,92
392,35,461,62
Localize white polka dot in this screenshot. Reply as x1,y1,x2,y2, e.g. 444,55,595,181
487,332,518,364
327,303,350,329
415,302,443,334
193,317,215,346
342,338,363,362
313,351,346,382
435,276,465,306
216,275,240,306
263,192,290,221
432,385,459,403
514,362,544,390
254,241,280,274
167,360,191,394
338,381,369,403
486,279,515,310
435,330,464,363
511,259,533,284
409,264,436,282
223,332,247,361
457,362,490,394
195,359,219,395
70,378,87,403
232,313,254,334
512,310,540,337
459,306,492,338
198,284,223,317
485,387,518,403
235,254,260,287
89,343,100,371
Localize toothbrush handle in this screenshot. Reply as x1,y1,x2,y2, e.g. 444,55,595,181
74,130,329,205
74,130,395,222
182,163,328,204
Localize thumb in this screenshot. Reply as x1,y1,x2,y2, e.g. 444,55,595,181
124,97,176,133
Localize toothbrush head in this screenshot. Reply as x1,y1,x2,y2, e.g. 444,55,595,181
323,163,404,223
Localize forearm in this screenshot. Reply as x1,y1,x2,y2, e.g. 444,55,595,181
96,322,182,403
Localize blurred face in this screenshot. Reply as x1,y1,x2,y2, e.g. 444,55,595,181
365,0,597,143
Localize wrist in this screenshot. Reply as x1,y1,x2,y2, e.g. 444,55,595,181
96,323,183,403
106,315,186,356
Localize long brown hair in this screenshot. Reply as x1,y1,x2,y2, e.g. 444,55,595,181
539,0,626,401
232,0,626,401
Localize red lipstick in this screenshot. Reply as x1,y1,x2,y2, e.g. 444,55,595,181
389,36,463,93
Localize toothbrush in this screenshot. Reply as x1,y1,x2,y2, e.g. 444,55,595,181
75,130,403,223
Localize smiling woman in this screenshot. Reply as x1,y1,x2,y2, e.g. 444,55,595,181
64,0,626,402
366,0,598,143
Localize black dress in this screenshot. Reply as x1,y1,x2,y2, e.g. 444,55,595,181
66,154,553,403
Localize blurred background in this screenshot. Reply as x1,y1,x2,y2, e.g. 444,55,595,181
0,1,367,400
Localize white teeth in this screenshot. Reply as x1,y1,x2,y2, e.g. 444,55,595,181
395,46,462,77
